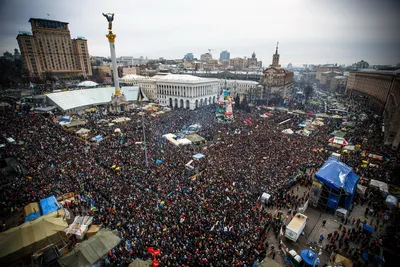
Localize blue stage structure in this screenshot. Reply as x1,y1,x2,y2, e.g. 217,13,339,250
309,157,359,211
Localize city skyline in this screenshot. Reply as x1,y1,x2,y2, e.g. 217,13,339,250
1,0,400,66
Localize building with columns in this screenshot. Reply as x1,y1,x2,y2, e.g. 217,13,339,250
121,73,260,109
346,70,400,150
155,73,219,109
260,42,294,99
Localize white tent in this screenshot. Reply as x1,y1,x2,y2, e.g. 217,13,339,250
112,117,131,123
261,193,271,203
162,133,176,139
77,81,98,87
329,137,349,146
76,128,90,135
344,145,355,151
370,179,389,195
178,138,192,146
282,129,294,135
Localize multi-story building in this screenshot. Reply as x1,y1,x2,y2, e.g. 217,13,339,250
121,66,137,76
224,80,258,101
230,57,245,70
320,70,343,87
246,52,262,69
346,70,400,149
315,65,343,81
260,43,294,99
220,50,230,62
183,53,194,62
329,76,348,92
17,18,92,79
200,53,213,62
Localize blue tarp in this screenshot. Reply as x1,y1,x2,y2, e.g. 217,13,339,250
300,250,319,265
39,195,59,215
193,153,205,159
59,116,70,122
363,224,373,233
315,157,359,195
91,135,103,142
25,212,41,222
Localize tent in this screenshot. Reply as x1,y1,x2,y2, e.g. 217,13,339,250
39,196,59,215
300,250,319,266
331,130,346,138
334,254,353,267
76,128,90,135
86,225,101,239
24,202,40,217
0,210,67,263
329,137,349,146
128,259,153,267
111,117,131,123
91,135,103,142
25,212,41,222
59,116,71,122
261,193,271,203
63,216,93,240
77,81,98,87
282,129,294,135
311,157,359,210
185,134,205,145
343,145,355,151
162,133,176,139
64,120,87,128
177,138,192,146
363,224,373,233
193,153,205,160
386,195,398,208
369,179,389,196
58,230,121,267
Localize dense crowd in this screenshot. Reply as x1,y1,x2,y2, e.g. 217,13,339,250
0,95,398,266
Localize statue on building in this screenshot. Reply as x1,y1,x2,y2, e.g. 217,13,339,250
102,13,114,31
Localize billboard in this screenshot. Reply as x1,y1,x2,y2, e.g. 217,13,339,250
216,89,233,123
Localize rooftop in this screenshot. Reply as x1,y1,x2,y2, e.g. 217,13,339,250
29,18,69,24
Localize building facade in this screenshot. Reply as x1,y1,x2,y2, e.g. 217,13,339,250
346,70,400,149
155,74,219,109
246,52,262,69
122,73,258,109
183,53,194,62
17,18,92,79
230,57,246,70
329,76,348,92
260,43,294,99
220,50,230,62
316,65,343,81
200,53,212,62
320,71,343,86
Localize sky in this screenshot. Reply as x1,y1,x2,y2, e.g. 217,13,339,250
0,0,399,66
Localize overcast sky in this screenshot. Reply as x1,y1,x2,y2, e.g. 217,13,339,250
1,0,399,66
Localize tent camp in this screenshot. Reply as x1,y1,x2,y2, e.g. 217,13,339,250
58,230,121,267
0,211,67,264
311,157,359,210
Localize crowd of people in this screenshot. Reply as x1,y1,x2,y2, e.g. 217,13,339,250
0,93,398,266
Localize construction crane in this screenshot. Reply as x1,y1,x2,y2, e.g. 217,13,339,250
208,48,213,53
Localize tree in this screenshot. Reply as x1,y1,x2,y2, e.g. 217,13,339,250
304,84,314,103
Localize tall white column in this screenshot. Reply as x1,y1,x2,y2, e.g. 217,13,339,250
109,41,120,92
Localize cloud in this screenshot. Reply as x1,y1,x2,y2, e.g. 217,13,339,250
0,0,399,65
